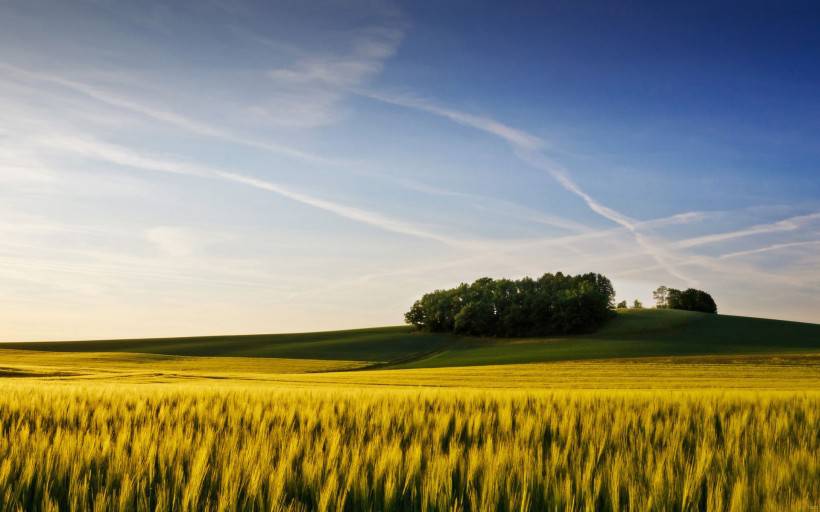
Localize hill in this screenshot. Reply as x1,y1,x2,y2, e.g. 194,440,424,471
398,308,820,368
1,309,819,371
0,326,451,364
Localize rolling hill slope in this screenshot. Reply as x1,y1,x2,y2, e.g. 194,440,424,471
0,326,452,364
1,309,819,371
398,309,820,368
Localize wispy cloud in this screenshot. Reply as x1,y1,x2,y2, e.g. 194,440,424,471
719,240,820,259
0,62,344,167
515,150,696,284
366,91,698,285
362,90,820,295
360,91,544,150
213,171,457,245
259,25,404,128
395,177,592,234
364,91,820,293
41,134,459,246
676,212,820,249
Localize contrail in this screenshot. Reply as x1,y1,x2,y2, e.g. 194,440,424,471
719,240,820,259
42,134,462,246
677,212,820,249
364,90,696,285
358,91,543,150
0,62,344,168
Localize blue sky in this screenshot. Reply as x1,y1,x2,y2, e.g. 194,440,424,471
1,0,819,340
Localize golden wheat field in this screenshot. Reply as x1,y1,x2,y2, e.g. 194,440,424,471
0,372,818,511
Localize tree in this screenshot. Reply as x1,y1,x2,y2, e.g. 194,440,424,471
454,299,495,335
652,286,669,308
666,288,717,314
616,300,627,309
405,272,616,337
632,299,643,309
667,288,682,309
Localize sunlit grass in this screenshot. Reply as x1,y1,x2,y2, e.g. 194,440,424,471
0,349,368,380
289,353,820,390
3,350,818,389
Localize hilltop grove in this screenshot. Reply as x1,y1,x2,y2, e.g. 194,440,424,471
407,274,720,337
405,273,615,337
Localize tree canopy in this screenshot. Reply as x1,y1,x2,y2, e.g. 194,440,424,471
405,272,616,337
652,286,669,308
666,287,717,314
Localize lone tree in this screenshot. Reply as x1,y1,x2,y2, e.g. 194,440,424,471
405,272,616,337
652,286,669,308
616,300,628,309
632,299,643,309
666,287,717,314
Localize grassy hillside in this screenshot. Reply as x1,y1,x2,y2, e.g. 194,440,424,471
400,309,820,368
0,326,452,364
1,309,819,372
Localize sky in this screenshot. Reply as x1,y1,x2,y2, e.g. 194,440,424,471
1,0,819,341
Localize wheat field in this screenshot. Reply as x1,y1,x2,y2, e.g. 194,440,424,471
2,311,819,511
0,379,817,511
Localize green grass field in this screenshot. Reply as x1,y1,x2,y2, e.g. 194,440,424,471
3,309,819,375
1,309,819,510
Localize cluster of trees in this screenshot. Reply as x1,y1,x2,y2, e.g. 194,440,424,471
592,286,718,314
653,286,717,314
405,272,616,337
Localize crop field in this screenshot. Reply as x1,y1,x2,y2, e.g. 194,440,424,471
0,381,818,511
0,310,818,511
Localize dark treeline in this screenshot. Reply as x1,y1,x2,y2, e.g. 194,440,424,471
405,273,615,337
668,288,717,313
653,286,717,313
